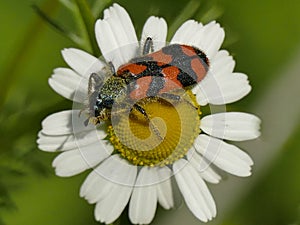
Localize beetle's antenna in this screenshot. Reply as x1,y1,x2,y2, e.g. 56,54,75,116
142,37,154,55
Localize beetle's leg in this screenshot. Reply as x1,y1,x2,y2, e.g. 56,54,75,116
142,37,154,55
88,73,103,96
159,93,181,101
159,92,198,110
84,118,89,126
133,103,163,140
108,61,116,74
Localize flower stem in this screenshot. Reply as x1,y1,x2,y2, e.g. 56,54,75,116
91,0,112,17
59,0,75,11
32,4,82,46
74,0,100,56
167,0,201,40
197,4,223,23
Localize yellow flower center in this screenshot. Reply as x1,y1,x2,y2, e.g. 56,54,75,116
107,90,201,166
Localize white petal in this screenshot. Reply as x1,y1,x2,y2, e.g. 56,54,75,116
129,167,158,224
95,3,138,69
193,49,251,105
93,156,136,224
80,169,114,204
197,21,225,59
80,155,137,203
62,48,105,77
200,112,261,141
171,20,202,46
41,110,94,135
141,16,167,52
187,150,221,184
48,68,88,103
210,50,235,76
37,133,75,152
193,71,251,105
37,129,107,152
52,140,112,177
41,110,74,135
95,184,133,224
171,20,224,59
156,167,174,209
194,134,254,177
104,4,137,45
174,159,216,222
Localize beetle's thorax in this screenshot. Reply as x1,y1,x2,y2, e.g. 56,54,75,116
92,76,127,120
100,76,127,100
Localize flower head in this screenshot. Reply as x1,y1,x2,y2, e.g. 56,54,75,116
37,3,261,224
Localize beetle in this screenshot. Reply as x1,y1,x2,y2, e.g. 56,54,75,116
86,37,209,126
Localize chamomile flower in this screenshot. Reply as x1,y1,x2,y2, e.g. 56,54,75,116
37,3,261,224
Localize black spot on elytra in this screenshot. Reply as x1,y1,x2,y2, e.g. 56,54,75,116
146,76,165,97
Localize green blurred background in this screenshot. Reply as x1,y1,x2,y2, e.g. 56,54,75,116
0,0,300,224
